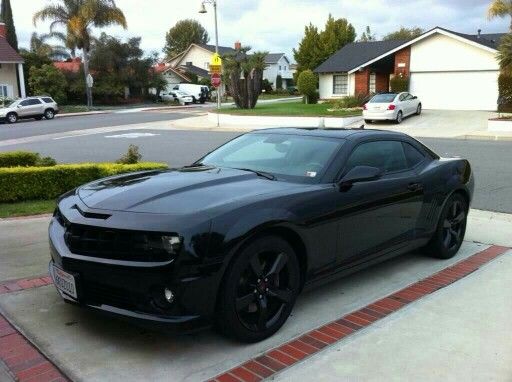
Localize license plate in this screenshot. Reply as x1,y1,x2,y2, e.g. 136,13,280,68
50,264,77,299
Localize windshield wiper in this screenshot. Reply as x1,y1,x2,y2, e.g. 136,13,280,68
234,168,276,180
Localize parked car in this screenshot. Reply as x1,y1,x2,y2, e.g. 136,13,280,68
172,84,208,104
160,91,194,105
363,92,421,124
49,128,473,342
0,96,59,124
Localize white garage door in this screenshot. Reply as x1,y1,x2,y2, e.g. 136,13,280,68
409,71,498,111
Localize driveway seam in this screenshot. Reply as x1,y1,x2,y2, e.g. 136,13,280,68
207,245,510,382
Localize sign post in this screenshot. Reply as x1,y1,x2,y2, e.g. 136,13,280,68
209,53,223,127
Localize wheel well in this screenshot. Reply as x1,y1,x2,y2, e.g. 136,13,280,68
45,108,54,113
452,189,470,208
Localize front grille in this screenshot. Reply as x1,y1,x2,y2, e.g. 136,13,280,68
82,280,137,310
63,223,173,262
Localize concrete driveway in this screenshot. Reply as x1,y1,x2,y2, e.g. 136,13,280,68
366,109,494,138
0,211,511,381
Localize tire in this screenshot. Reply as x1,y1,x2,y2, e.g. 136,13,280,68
416,103,422,115
216,235,301,342
364,119,372,124
44,109,55,120
6,112,17,124
395,111,403,124
423,193,468,259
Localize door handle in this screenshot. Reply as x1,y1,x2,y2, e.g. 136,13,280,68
407,182,423,192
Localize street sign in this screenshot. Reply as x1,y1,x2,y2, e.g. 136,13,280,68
210,53,222,67
211,73,221,88
209,64,222,74
86,73,94,88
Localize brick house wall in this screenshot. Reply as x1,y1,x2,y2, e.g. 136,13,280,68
355,68,370,95
375,72,389,92
394,47,411,77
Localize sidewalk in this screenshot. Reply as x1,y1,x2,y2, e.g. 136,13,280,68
275,249,512,381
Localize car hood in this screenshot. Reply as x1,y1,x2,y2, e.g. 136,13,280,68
77,167,303,215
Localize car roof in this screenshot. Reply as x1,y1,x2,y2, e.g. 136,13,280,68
248,127,409,140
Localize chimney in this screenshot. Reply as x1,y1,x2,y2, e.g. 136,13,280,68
234,41,241,50
0,23,6,38
477,29,482,39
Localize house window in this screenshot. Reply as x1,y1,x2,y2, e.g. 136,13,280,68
333,74,348,95
0,84,11,98
369,73,376,93
279,65,281,70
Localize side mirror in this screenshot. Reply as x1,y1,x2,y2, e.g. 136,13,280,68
17,105,22,108
338,166,383,189
412,96,417,99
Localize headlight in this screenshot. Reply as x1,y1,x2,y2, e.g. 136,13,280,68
161,235,182,255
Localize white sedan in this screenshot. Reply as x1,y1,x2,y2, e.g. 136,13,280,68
363,92,422,124
160,91,194,105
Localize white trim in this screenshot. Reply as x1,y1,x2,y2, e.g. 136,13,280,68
347,27,498,74
17,63,26,98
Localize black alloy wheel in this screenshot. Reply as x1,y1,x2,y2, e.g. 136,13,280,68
217,235,300,342
424,193,468,259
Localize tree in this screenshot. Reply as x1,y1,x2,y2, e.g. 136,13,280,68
488,0,512,30
319,15,356,62
293,23,322,74
498,33,512,70
0,0,18,51
383,27,423,41
29,32,70,60
33,0,127,108
164,19,209,58
297,70,317,104
359,26,376,42
276,74,283,89
28,64,67,103
223,46,267,109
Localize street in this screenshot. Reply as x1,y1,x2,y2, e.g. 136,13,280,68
0,112,510,213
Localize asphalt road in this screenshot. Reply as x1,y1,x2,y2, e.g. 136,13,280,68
0,110,197,141
0,127,510,213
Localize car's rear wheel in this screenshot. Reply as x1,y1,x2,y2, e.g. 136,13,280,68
6,112,17,124
416,103,422,115
217,235,300,342
44,109,55,120
395,111,403,124
424,193,468,259
364,119,372,124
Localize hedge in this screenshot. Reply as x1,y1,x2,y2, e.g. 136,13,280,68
0,162,168,203
0,151,41,167
390,75,409,93
498,73,512,112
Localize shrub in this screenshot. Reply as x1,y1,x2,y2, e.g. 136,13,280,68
498,73,512,112
297,70,318,104
390,75,409,92
116,145,142,164
0,162,168,202
261,79,274,93
333,93,368,109
276,75,283,89
0,151,58,168
28,64,68,104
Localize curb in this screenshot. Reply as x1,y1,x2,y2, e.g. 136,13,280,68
208,245,510,382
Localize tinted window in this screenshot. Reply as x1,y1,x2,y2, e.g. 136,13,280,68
202,133,344,181
345,141,408,174
403,142,425,167
369,94,397,103
20,99,42,106
42,97,54,103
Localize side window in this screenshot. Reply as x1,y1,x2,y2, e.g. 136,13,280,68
345,141,408,174
402,142,425,168
42,97,54,103
399,93,407,101
19,100,31,106
28,99,42,105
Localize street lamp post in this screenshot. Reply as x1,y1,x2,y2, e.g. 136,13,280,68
199,0,221,127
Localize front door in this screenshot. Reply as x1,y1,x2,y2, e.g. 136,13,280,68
18,99,43,117
334,140,424,263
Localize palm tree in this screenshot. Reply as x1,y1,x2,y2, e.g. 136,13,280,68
29,32,70,61
488,0,512,30
33,0,127,107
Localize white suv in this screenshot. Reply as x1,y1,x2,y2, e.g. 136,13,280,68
0,96,60,124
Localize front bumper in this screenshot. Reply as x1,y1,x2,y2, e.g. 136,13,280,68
363,109,397,120
48,215,215,332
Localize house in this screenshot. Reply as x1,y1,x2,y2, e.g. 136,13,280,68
314,27,505,111
0,22,25,99
153,63,191,92
53,57,82,73
263,53,294,89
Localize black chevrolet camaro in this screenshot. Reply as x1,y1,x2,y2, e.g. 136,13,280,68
49,128,473,342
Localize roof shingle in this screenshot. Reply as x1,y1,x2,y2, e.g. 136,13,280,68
0,37,23,63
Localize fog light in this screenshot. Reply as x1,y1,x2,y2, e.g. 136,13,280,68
164,288,175,303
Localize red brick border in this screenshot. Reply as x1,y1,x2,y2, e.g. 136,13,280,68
0,275,53,296
208,245,510,382
0,314,69,382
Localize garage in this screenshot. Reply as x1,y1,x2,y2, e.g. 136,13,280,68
409,71,499,111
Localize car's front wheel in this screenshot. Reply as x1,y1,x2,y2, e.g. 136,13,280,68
217,235,300,342
416,103,422,115
44,109,55,120
424,193,468,259
6,112,17,124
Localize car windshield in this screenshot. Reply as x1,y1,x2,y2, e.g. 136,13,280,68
200,133,344,182
2,100,16,107
369,94,397,103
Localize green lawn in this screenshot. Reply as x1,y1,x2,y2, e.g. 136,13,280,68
217,101,362,117
0,200,56,218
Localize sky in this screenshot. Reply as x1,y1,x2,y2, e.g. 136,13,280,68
10,0,510,62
